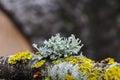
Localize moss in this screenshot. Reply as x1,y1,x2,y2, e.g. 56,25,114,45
8,52,32,64
32,59,46,68
65,74,76,80
104,65,120,80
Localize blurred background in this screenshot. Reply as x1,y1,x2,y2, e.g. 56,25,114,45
0,0,120,61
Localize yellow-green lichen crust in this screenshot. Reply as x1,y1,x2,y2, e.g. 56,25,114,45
8,52,32,64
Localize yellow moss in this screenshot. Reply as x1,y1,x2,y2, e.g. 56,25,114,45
33,59,46,68
36,53,42,56
65,56,74,62
77,62,93,75
45,76,50,80
78,57,94,63
65,56,94,76
65,74,75,80
104,66,120,80
52,58,64,64
65,56,79,65
8,52,32,64
87,67,102,80
65,56,94,65
101,58,116,64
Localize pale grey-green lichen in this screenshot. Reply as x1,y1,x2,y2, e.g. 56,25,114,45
33,33,83,60
48,62,80,80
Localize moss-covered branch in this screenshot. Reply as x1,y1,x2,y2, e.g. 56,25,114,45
0,34,120,80
0,52,42,80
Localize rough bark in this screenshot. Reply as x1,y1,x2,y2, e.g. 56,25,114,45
0,56,41,80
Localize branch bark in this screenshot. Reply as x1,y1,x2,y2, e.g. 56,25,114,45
0,55,42,80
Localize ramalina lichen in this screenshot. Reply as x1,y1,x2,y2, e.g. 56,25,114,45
33,33,83,60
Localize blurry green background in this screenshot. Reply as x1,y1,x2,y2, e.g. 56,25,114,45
0,0,120,61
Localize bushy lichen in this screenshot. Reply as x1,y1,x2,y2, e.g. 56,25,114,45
48,62,81,80
33,33,83,60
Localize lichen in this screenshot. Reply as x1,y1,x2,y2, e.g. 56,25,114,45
6,34,120,80
104,65,120,80
65,74,76,80
8,52,32,64
33,33,83,60
101,57,116,64
87,67,102,80
32,59,46,68
65,56,94,65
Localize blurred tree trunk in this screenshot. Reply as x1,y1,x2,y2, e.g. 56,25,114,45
86,0,120,61
0,10,33,56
